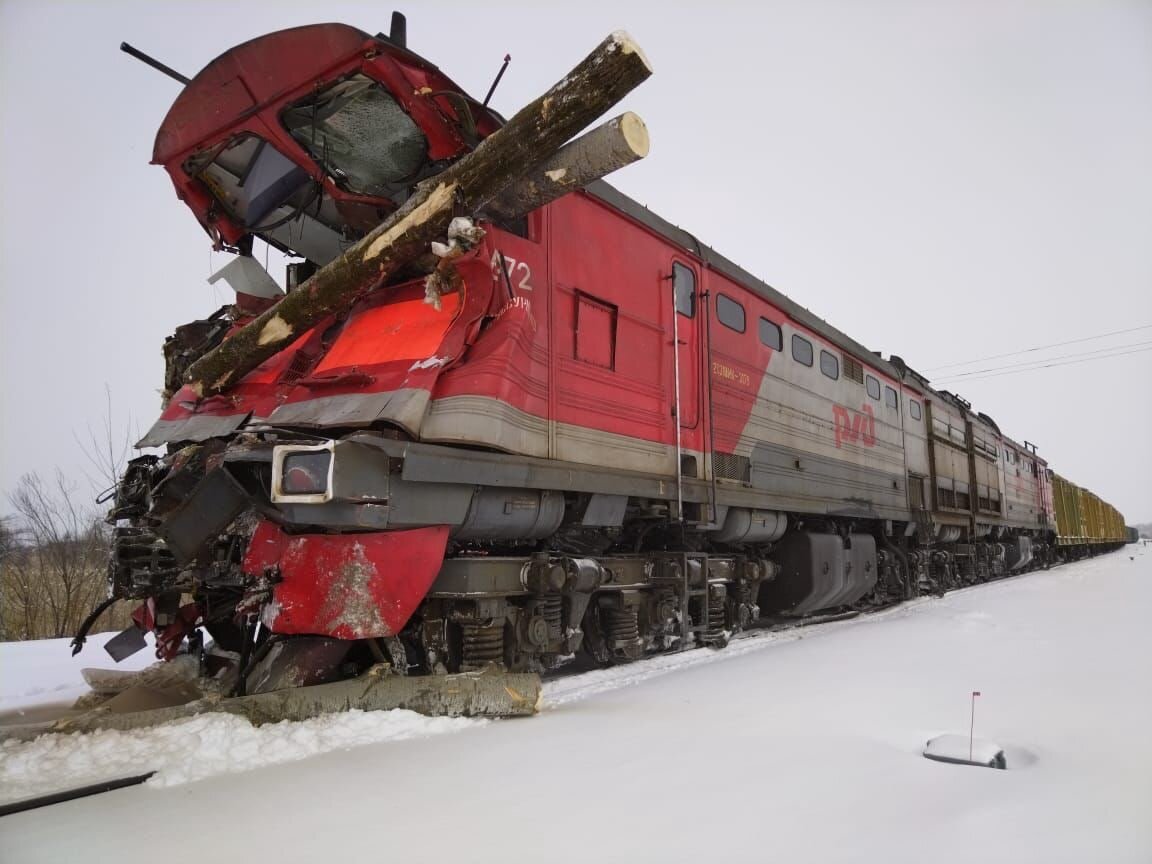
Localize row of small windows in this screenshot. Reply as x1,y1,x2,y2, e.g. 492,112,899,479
1005,449,1040,476
788,334,912,414
691,278,927,421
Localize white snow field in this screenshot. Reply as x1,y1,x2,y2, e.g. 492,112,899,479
0,631,156,714
2,546,1149,863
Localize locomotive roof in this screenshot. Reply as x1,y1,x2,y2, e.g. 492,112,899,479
585,180,902,381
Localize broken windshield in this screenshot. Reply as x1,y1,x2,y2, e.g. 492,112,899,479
282,75,428,198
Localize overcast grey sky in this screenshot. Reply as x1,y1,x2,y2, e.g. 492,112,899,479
2,0,1149,520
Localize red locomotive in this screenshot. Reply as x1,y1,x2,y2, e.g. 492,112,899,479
79,18,1127,702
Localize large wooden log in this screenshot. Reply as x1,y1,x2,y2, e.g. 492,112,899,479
185,31,652,397
481,111,649,222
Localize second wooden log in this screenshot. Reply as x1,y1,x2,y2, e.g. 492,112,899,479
481,111,650,223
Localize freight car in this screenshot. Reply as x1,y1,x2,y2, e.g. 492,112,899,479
1050,474,1129,557
79,19,1129,701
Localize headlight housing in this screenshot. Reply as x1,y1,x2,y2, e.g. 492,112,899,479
271,441,335,503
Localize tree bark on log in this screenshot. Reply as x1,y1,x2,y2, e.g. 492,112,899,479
185,31,652,398
481,112,649,223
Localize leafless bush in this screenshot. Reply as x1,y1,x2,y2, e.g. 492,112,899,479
1,472,131,641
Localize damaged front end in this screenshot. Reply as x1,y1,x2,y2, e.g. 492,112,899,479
54,434,540,737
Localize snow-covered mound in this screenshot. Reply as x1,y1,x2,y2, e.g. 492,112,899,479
924,733,1006,767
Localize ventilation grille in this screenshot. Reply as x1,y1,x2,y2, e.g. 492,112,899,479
844,355,864,384
908,474,925,509
281,350,318,384
713,452,751,483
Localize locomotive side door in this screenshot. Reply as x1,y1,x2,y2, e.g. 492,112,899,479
671,261,702,462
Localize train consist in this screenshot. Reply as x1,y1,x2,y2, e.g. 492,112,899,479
83,19,1128,700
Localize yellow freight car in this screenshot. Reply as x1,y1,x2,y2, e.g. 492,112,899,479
1051,472,1127,556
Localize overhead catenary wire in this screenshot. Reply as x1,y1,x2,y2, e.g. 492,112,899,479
933,339,1152,382
934,344,1152,384
922,323,1152,372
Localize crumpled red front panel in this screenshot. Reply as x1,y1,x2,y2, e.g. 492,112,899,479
243,521,449,639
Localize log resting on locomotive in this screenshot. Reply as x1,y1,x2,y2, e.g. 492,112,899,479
77,16,1129,713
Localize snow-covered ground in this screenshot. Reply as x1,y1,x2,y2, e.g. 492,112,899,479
0,631,156,715
2,547,1150,863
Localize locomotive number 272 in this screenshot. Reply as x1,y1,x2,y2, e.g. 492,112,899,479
490,250,534,292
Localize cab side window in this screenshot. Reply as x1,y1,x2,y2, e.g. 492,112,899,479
673,263,695,317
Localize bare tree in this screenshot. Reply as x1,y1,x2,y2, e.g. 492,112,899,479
0,387,143,641
3,472,111,639
0,515,24,640
78,385,138,499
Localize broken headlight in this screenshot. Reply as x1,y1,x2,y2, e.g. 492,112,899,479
271,442,334,503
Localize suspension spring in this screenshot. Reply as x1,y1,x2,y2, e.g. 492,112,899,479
460,624,504,671
601,607,640,645
542,596,563,641
705,590,727,642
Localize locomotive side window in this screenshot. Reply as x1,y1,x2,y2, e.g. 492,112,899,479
884,386,898,409
716,294,746,332
759,318,782,350
792,334,813,366
819,350,839,380
909,399,922,421
866,375,880,400
672,263,695,318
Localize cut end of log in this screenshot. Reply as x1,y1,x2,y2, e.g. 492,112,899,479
480,111,651,223
609,30,652,72
617,111,650,158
